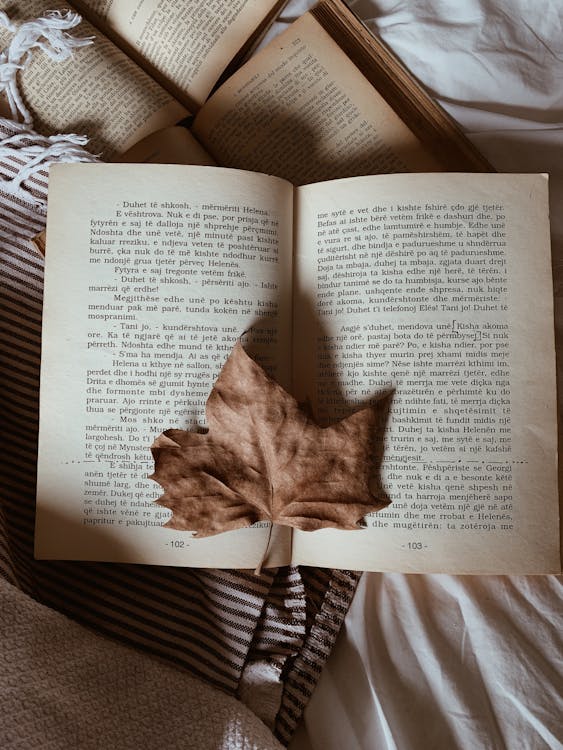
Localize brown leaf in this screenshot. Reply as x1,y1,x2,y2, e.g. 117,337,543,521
150,341,390,537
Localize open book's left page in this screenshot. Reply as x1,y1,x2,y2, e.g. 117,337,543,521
0,0,187,158
35,164,293,568
73,0,286,111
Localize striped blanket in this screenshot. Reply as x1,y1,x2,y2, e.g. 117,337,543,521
0,119,360,744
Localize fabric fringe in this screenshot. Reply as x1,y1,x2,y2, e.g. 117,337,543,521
0,9,93,125
0,11,96,208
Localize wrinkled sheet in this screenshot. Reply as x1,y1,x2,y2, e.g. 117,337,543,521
272,1,563,748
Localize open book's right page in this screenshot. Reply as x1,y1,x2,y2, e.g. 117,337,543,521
192,12,440,185
292,173,559,574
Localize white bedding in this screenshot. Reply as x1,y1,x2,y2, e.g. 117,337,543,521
271,1,563,748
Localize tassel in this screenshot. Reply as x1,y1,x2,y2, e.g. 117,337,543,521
0,10,93,124
0,11,96,207
0,126,98,209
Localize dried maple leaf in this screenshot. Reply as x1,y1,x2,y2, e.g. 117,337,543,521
150,342,390,539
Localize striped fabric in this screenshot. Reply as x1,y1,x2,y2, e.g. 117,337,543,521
0,120,360,744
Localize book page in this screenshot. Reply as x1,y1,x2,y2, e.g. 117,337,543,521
73,0,284,110
30,128,215,260
193,13,440,185
35,163,293,569
0,0,187,158
117,127,216,165
292,173,559,574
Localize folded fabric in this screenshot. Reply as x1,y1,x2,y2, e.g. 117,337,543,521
0,575,284,750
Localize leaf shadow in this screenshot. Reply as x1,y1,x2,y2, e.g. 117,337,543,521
241,294,394,513
292,292,394,511
206,102,436,188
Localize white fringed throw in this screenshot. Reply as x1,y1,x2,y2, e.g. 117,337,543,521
0,9,92,124
0,9,96,206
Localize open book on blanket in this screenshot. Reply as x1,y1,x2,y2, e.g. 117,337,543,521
34,164,560,575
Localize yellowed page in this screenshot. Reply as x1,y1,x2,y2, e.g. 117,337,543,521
0,1,187,158
291,173,559,574
73,0,283,110
118,127,216,165
35,163,293,568
193,13,440,185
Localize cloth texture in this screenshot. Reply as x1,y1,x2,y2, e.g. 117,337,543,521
0,574,284,750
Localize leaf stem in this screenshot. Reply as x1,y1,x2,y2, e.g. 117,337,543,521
254,522,273,575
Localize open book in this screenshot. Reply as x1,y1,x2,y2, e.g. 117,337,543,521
35,164,560,574
0,0,285,156
1,0,489,174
